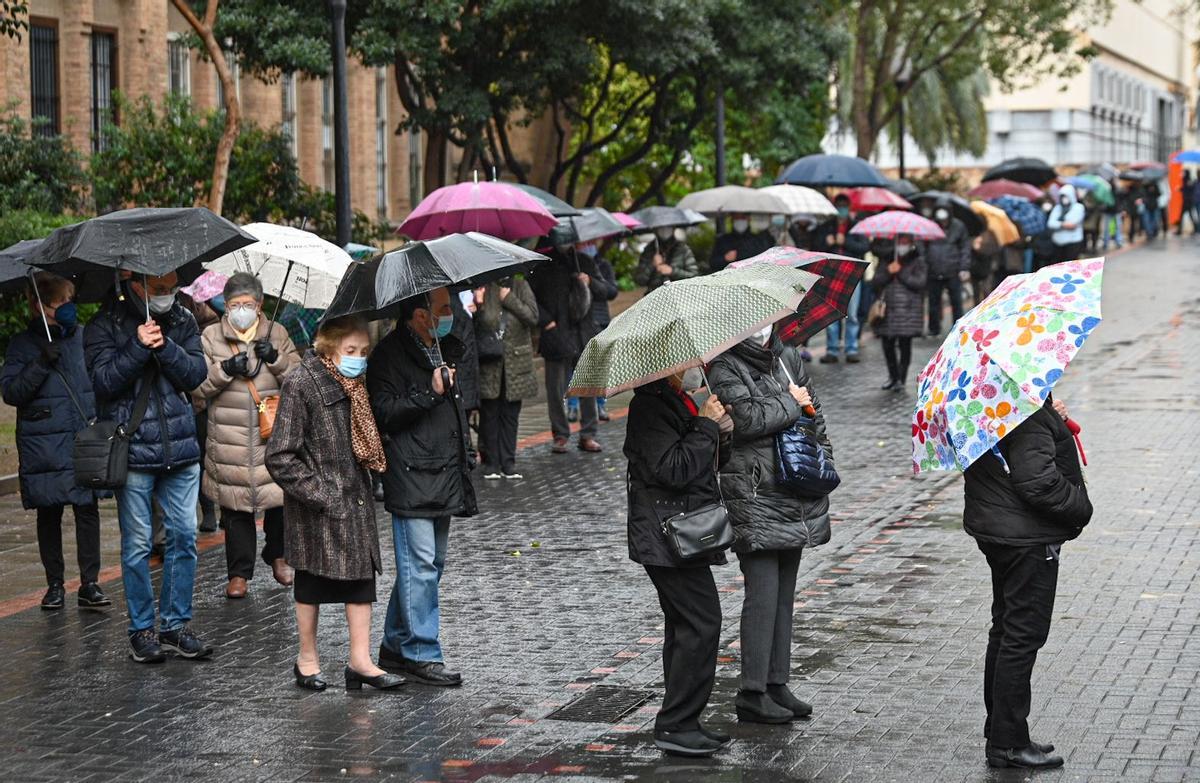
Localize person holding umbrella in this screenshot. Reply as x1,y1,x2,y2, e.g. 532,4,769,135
709,213,773,274
870,234,928,391
0,272,108,611
923,201,971,337
634,226,699,292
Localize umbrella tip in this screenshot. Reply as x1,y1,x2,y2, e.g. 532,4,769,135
473,170,479,184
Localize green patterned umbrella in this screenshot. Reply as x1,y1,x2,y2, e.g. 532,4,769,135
567,265,820,397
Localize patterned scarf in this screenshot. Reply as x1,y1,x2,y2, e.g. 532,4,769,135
319,355,387,473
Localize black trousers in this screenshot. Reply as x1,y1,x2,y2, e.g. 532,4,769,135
978,540,1059,749
222,506,285,579
738,549,803,692
927,275,964,334
36,503,101,585
479,384,523,475
881,336,913,383
644,564,722,732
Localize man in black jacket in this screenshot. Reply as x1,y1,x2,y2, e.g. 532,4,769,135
924,204,971,336
368,287,475,687
963,395,1092,770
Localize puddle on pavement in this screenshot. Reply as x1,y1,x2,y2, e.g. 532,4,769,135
920,513,963,531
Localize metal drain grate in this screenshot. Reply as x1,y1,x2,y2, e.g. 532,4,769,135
546,685,654,723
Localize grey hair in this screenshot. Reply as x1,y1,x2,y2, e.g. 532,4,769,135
222,272,263,302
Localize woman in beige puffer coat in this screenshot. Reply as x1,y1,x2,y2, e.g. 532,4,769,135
193,273,301,599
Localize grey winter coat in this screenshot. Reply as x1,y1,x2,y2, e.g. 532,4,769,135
477,278,540,402
871,249,928,338
923,217,971,278
708,339,832,553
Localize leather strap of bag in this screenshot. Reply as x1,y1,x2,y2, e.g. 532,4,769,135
121,365,157,438
229,340,267,411
52,366,95,425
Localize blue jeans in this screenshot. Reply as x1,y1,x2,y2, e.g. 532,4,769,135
1141,208,1160,238
825,283,861,356
1101,213,1123,249
1022,248,1034,275
116,463,200,634
383,516,450,662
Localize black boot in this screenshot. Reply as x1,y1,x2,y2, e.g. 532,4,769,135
735,690,793,724
697,722,731,744
987,745,1064,769
654,729,723,757
766,684,813,718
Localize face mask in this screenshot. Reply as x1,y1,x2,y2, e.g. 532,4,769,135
435,314,454,339
228,305,258,331
754,325,772,345
896,243,913,256
1060,198,1070,208
681,367,705,391
935,209,949,222
337,355,367,379
654,228,674,242
836,206,850,219
209,294,225,314
578,244,598,257
52,301,77,328
732,219,749,234
149,293,176,315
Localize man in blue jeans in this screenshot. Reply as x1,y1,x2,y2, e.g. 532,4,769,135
368,288,476,686
84,272,211,663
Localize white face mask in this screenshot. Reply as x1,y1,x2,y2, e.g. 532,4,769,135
228,305,258,331
680,367,705,391
749,216,770,232
148,293,176,315
732,219,750,234
754,325,772,345
896,243,913,257
935,209,949,222
654,228,674,242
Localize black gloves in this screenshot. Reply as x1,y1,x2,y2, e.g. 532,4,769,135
38,340,61,366
253,339,279,365
221,351,250,378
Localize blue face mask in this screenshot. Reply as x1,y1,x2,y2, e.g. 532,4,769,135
578,244,599,257
435,314,454,339
337,355,367,378
209,294,226,314
52,301,78,328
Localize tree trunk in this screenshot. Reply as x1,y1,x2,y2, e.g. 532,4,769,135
423,128,448,194
171,0,239,215
851,0,877,160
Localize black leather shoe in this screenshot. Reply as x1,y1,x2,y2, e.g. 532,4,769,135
880,378,899,391
697,723,731,745
377,644,407,673
403,659,463,687
654,729,723,757
767,684,813,718
40,582,65,611
735,690,793,724
344,667,405,691
987,739,1054,754
294,663,327,691
77,582,111,608
987,745,1064,769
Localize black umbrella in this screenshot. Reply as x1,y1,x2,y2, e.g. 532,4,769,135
1118,168,1164,182
909,191,985,236
511,184,583,217
549,207,629,246
30,207,256,302
775,153,889,188
0,239,42,294
981,157,1056,186
628,206,710,231
323,232,548,323
1082,163,1118,183
887,178,919,197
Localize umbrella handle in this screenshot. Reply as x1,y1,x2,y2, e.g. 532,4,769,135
775,351,817,417
27,269,53,342
267,259,295,344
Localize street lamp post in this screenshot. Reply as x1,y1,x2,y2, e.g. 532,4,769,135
715,85,726,233
329,0,351,247
894,57,913,181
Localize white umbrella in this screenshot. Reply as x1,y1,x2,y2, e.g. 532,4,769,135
678,185,795,216
758,185,837,218
205,222,353,309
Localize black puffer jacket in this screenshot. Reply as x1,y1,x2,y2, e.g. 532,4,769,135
529,248,597,361
367,328,476,520
964,397,1092,545
623,380,728,568
708,338,832,553
84,294,207,472
923,217,971,278
448,293,481,411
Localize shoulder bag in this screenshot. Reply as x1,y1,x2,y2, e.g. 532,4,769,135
660,416,733,561
71,365,155,490
228,341,278,441
773,356,841,498
475,312,507,363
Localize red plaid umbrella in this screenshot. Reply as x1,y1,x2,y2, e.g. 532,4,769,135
848,187,912,212
730,247,869,344
966,179,1043,201
850,210,945,240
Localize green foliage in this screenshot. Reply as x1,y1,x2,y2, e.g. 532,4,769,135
909,169,969,194
0,112,87,213
0,210,87,357
902,69,990,167
0,1,27,40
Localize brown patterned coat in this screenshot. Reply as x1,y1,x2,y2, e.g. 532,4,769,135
265,353,382,580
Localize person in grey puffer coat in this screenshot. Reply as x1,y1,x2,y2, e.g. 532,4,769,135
924,203,971,336
708,328,833,725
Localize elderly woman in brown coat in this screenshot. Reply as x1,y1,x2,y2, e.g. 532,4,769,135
473,275,539,479
265,315,403,692
194,273,301,599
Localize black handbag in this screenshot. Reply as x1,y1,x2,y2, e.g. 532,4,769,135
775,416,840,497
72,366,155,490
475,312,506,363
659,436,733,561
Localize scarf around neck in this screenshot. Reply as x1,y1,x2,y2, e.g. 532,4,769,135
319,354,387,473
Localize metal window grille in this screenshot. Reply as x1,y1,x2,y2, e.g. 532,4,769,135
281,72,298,159
376,67,388,217
168,37,190,96
91,32,116,152
30,23,59,137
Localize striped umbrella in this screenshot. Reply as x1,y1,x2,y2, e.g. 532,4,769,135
730,247,869,344
849,210,945,241
567,264,820,397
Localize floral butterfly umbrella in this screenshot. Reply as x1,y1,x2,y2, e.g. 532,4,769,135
912,257,1104,474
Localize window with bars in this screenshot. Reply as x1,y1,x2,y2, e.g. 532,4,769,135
91,31,117,152
322,78,334,191
29,21,59,137
168,35,190,96
215,50,240,110
375,67,388,217
281,73,298,160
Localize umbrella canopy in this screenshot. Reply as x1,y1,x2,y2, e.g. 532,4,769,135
969,201,1020,246
180,270,228,303
967,179,1044,201
566,264,820,398
29,207,255,302
1126,160,1168,173
1118,167,1164,182
323,232,547,322
848,187,912,212
1171,150,1200,164
206,223,354,309
1081,163,1118,183
398,181,559,241
678,185,793,216
612,212,643,230
0,239,42,294
981,157,1057,186
757,185,838,218
909,191,985,235
343,242,380,260
1066,175,1114,207
775,153,889,188
850,210,945,241
550,207,630,245
729,247,869,344
987,195,1047,237
511,183,582,217
913,257,1104,473
629,206,710,231
887,178,919,197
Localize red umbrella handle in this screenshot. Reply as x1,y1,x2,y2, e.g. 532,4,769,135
1065,417,1087,466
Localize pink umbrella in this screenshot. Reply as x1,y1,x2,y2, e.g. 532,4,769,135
848,187,912,212
850,210,945,241
611,212,644,230
181,270,228,303
398,181,558,241
967,179,1044,201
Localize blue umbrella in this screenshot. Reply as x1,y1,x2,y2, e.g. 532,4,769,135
1172,150,1200,164
775,154,889,188
989,195,1046,237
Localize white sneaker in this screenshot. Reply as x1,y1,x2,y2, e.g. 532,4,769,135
503,472,524,480
483,472,503,480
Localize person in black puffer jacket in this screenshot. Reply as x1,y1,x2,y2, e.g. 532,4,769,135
0,273,108,611
708,327,832,725
963,394,1092,770
84,272,210,663
624,370,731,758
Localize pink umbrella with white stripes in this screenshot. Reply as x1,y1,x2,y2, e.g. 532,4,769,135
398,180,559,241
849,210,945,241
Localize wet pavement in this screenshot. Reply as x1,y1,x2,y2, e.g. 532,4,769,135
1,239,1198,781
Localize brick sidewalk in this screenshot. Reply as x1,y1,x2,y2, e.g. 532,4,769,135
0,240,1198,781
